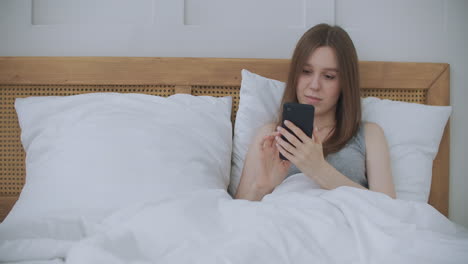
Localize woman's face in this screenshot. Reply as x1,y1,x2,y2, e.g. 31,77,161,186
296,46,341,117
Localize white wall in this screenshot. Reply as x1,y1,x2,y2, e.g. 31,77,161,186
1,0,467,227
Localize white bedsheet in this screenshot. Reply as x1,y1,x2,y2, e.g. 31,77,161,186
1,174,468,264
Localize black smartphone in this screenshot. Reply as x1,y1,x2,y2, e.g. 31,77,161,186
279,103,315,160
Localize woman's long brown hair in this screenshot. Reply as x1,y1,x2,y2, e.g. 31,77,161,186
277,24,361,157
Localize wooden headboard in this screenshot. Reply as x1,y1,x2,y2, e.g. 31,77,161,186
0,57,450,221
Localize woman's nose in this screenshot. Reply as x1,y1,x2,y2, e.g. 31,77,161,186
309,74,320,90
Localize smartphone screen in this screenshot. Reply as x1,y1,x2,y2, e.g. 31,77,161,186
279,103,315,160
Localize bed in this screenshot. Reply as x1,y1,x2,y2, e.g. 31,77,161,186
0,57,466,263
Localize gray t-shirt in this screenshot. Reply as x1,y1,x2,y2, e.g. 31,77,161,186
286,124,368,188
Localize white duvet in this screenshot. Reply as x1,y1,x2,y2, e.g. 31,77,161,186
1,174,468,264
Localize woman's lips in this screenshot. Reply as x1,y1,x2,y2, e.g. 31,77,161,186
305,96,322,104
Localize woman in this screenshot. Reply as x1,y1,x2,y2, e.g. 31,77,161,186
235,24,396,201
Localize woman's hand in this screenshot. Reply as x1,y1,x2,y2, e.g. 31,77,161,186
275,120,368,191
275,120,327,181
235,125,291,200
256,131,292,190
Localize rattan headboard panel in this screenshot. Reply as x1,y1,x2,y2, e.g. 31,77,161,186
0,57,450,221
0,85,427,197
362,88,427,104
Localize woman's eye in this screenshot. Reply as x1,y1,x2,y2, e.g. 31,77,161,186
325,74,336,80
302,69,312,74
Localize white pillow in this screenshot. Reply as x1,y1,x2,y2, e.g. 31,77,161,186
229,69,451,202
6,93,232,223
361,97,451,201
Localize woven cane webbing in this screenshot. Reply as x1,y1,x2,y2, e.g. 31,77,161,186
362,88,427,104
0,84,427,197
0,84,175,197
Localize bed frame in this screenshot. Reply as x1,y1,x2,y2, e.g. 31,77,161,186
0,57,450,221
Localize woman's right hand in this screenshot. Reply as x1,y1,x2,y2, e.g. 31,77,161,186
235,126,291,200
256,131,292,191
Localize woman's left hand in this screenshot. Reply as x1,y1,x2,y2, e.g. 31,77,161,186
275,120,327,180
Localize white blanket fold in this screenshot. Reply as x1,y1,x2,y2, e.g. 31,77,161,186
1,174,468,264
